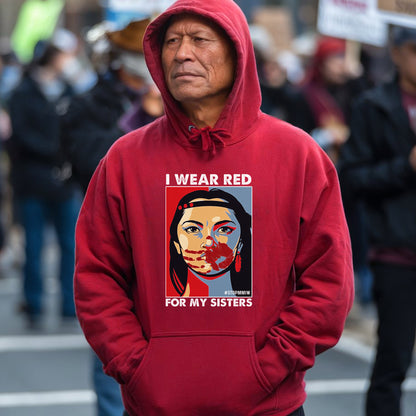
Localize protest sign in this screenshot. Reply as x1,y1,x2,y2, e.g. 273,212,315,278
318,0,388,46
377,0,416,27
106,0,175,27
11,0,64,63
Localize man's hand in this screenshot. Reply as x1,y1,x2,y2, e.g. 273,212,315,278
409,145,416,172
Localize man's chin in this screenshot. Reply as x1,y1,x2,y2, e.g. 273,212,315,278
170,86,206,103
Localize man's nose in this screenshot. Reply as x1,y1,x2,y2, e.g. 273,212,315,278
175,37,194,61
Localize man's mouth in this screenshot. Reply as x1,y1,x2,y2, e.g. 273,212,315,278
174,72,200,79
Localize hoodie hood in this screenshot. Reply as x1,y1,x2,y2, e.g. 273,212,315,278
143,0,261,154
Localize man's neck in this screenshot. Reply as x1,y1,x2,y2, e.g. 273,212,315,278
181,97,227,128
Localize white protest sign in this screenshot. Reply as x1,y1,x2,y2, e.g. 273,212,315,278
108,0,175,14
318,0,388,46
377,0,416,28
106,0,175,28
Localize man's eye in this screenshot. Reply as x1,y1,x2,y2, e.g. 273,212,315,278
166,37,178,45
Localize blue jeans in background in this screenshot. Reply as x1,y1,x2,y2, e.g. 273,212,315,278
18,195,81,318
93,353,124,416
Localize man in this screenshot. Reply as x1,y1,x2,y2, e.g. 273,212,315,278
339,26,416,416
74,1,354,415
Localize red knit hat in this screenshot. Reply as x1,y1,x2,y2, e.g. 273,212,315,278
314,37,346,63
301,36,346,85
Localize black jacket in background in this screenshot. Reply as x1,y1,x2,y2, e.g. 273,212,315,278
338,77,416,251
61,74,132,192
7,73,76,201
260,82,312,132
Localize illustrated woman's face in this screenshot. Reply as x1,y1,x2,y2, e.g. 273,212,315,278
174,198,242,276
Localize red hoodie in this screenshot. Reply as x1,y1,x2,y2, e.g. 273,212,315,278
74,1,354,415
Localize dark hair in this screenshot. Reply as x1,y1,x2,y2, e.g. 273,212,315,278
30,41,62,69
391,26,416,47
169,189,251,296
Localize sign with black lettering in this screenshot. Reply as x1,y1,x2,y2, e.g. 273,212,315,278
318,0,388,46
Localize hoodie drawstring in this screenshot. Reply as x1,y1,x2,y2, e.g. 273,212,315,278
188,126,230,156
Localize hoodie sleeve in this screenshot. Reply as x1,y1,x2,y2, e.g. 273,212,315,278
74,155,148,385
257,147,354,388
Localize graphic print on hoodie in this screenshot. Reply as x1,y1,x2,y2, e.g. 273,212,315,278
166,185,252,298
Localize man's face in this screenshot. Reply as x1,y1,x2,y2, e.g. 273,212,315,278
161,14,236,108
392,41,416,93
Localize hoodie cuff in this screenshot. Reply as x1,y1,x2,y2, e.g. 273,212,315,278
257,340,293,389
104,342,148,385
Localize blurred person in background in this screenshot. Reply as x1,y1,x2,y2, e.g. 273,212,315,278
0,41,22,103
0,51,13,259
0,53,13,144
301,36,364,163
0,43,24,275
7,36,81,329
0,41,19,146
250,24,310,130
61,18,163,416
302,35,373,305
50,28,97,95
338,26,416,416
62,18,163,193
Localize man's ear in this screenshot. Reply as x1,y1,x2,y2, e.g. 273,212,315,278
174,241,181,255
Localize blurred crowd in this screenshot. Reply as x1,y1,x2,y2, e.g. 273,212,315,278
0,1,415,416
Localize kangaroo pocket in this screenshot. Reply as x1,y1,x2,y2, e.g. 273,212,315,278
125,333,274,416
